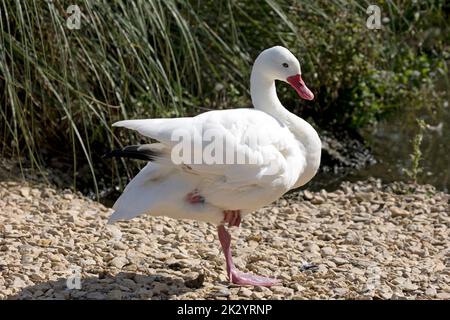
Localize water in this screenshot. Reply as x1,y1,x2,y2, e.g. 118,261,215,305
311,102,449,193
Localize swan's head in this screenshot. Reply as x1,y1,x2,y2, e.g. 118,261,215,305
254,46,314,100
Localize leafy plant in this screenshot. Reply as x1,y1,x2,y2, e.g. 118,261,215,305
403,119,427,184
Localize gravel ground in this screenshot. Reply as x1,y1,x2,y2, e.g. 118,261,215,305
0,175,449,300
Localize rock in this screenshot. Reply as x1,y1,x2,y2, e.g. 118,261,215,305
272,286,294,296
307,243,321,253
214,287,230,297
113,242,128,250
184,273,205,289
436,292,450,299
311,196,325,205
331,257,348,265
425,288,437,296
106,225,123,241
13,277,27,288
303,190,314,200
109,257,128,269
321,247,335,256
392,277,406,285
63,193,74,200
239,288,252,297
138,288,154,299
378,285,393,299
107,289,123,300
334,287,348,296
86,292,105,300
82,258,96,266
390,207,410,218
152,282,169,295
19,187,31,198
401,282,419,292
0,164,448,301
251,291,265,299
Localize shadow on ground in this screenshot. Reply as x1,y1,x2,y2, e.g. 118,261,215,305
8,272,197,300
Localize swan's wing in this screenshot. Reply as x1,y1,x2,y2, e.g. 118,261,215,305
113,117,194,147
113,109,305,197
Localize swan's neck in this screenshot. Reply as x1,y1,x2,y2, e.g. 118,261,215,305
250,72,285,118
250,70,310,136
250,68,322,187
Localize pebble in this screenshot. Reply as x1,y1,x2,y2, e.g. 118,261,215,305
425,288,437,296
390,206,410,218
239,288,253,297
333,288,348,296
13,277,27,288
107,289,123,300
86,292,105,300
436,292,450,299
401,282,419,292
331,257,348,265
214,287,230,297
110,257,129,269
106,225,123,241
0,169,447,301
321,247,335,256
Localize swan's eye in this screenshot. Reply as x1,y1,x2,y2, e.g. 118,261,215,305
282,63,289,68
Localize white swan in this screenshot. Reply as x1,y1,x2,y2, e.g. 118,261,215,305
105,46,321,286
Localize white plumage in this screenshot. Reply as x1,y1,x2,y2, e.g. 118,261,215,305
107,46,321,286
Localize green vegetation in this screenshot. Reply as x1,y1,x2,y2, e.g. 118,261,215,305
403,119,426,184
0,0,448,195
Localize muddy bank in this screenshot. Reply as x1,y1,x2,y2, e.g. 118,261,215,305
0,171,448,300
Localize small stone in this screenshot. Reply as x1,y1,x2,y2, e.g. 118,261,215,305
334,288,348,296
214,287,230,297
82,258,96,266
107,289,123,300
152,282,169,295
390,206,410,218
272,286,294,296
425,288,437,296
86,292,105,300
307,243,320,253
13,277,27,288
239,288,252,297
138,288,154,299
303,191,314,200
401,282,419,292
378,286,393,299
113,242,128,250
321,247,335,256
106,225,123,241
110,257,128,269
19,187,31,198
392,277,406,285
311,196,325,205
331,257,348,265
436,292,450,299
251,292,265,299
63,193,74,200
184,273,205,289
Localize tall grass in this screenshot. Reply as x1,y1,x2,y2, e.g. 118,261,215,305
0,0,448,196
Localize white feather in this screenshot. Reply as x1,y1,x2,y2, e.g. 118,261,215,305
109,46,321,225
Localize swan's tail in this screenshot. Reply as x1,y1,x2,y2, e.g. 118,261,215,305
102,143,165,161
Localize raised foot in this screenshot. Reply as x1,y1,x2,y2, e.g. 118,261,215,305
229,269,280,287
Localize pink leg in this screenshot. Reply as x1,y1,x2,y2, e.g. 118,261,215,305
217,224,280,286
223,210,241,227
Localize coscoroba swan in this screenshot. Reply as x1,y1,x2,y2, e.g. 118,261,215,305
105,46,322,286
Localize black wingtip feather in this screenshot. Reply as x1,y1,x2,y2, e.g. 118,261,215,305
102,145,158,161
